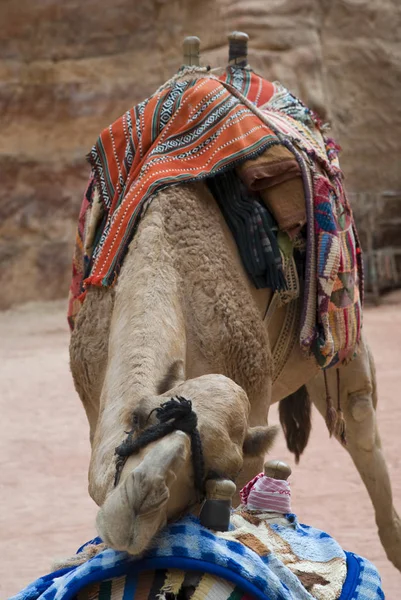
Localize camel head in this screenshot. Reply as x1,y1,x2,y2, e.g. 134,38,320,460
96,374,277,555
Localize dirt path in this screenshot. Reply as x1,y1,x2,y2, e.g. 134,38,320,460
1,298,400,598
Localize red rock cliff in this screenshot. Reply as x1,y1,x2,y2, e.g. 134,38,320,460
1,0,400,308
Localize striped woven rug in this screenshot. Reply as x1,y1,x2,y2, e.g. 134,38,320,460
76,570,249,600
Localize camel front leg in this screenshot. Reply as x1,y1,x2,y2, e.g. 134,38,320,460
307,339,401,571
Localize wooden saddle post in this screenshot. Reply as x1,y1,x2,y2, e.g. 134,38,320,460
228,31,249,68
182,36,201,66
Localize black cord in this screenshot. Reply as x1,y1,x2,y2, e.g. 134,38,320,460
114,397,205,500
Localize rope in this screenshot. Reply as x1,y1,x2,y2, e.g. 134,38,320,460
154,66,211,94
114,397,206,500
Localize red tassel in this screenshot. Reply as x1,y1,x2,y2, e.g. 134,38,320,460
335,409,347,445
325,405,337,436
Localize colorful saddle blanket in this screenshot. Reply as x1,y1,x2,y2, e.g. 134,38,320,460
68,67,363,367
11,513,383,600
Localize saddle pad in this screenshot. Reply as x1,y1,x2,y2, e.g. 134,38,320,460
78,76,279,288
219,78,363,366
11,514,383,600
250,106,363,367
68,66,363,367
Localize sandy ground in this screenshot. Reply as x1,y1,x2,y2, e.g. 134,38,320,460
1,297,401,598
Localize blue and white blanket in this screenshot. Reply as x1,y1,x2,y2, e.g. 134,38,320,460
11,514,384,600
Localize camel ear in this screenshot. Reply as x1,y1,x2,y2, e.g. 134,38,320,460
243,425,279,457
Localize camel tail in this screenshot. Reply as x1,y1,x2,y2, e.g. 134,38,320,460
279,385,312,464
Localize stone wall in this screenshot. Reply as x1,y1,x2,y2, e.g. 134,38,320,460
1,0,400,308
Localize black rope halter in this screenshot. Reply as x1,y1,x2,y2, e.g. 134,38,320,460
114,397,206,501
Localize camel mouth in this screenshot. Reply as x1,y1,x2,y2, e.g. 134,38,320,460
96,431,194,554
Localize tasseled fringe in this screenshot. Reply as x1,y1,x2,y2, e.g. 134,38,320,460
323,369,347,445
335,409,347,445
323,370,337,436
157,583,173,600
335,369,347,445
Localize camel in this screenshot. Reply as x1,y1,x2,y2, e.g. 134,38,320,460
70,177,401,570
67,32,400,573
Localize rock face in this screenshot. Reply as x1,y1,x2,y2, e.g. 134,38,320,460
1,0,400,308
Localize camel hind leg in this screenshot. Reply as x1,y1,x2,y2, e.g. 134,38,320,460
306,336,401,572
